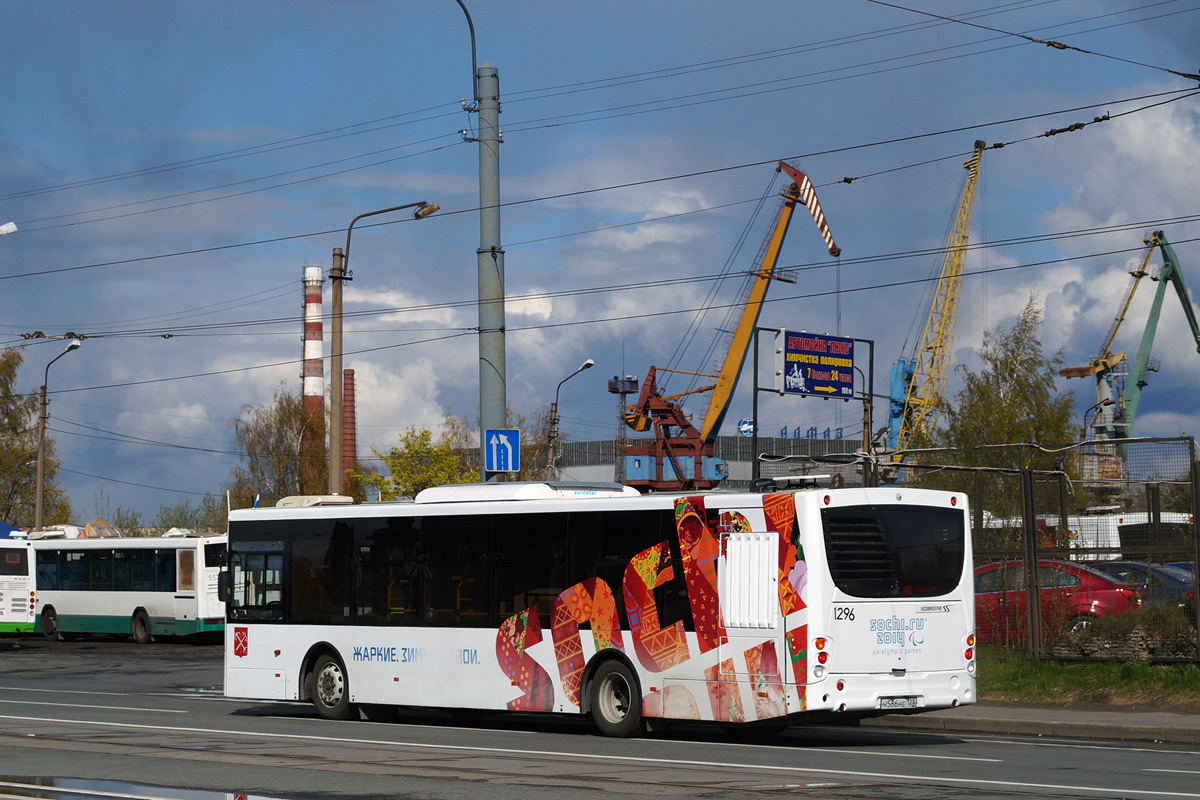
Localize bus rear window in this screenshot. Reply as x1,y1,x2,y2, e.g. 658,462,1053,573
0,549,27,576
821,504,964,598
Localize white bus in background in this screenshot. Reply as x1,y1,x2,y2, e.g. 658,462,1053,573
222,481,976,737
0,539,36,635
33,533,227,642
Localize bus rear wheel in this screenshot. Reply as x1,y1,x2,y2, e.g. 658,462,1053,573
588,660,642,738
312,653,354,721
41,608,59,641
131,610,152,644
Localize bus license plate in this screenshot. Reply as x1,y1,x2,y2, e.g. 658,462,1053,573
879,696,919,710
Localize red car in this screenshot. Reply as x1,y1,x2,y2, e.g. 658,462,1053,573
974,560,1140,645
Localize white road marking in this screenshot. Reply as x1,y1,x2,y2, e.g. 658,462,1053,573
0,712,1194,798
0,700,186,714
1144,768,1200,775
0,778,188,800
963,735,1200,757
0,685,131,697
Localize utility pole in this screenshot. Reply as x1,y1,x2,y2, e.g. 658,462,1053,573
329,247,347,495
475,61,506,482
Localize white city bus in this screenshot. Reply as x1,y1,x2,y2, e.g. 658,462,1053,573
34,533,227,642
0,540,36,635
222,482,976,736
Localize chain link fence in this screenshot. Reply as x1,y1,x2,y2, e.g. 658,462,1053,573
887,437,1199,661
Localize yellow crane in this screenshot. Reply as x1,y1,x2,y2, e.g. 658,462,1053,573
888,140,986,453
622,162,840,491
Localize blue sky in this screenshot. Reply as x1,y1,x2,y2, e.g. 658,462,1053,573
3,1,1199,520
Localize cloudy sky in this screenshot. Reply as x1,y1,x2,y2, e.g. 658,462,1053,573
3,1,1199,520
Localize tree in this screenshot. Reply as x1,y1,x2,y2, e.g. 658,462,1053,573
151,495,226,533
357,407,560,500
226,384,326,509
916,297,1077,552
0,348,72,529
363,427,468,500
932,296,1077,467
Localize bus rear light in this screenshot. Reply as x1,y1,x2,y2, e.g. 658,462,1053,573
966,634,975,647
950,496,957,506
815,638,827,650
836,680,844,691
964,648,973,660
817,652,828,664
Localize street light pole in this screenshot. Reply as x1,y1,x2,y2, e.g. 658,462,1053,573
547,358,594,479
329,202,439,495
454,0,507,483
35,339,81,531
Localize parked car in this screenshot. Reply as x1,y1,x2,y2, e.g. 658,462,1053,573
1091,561,1195,615
974,560,1141,645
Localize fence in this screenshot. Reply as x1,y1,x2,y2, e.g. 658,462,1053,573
887,437,1200,661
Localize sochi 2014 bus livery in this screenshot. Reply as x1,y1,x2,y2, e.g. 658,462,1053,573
222,481,975,736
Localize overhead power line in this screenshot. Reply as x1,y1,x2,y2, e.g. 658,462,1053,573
14,232,1197,401
866,0,1200,81
4,85,1192,285
12,211,1200,344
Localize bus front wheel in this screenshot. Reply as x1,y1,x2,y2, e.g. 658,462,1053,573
588,660,642,738
312,653,354,721
131,611,152,644
41,608,59,641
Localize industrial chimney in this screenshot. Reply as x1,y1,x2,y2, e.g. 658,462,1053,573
301,267,325,468
342,368,357,479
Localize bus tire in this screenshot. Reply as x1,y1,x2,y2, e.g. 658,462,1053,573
41,607,60,641
312,653,354,721
131,610,152,644
588,659,642,738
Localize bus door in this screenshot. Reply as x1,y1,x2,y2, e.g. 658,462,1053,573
175,548,196,622
717,530,789,718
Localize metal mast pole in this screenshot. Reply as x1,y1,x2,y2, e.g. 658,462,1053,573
329,247,346,495
476,61,506,481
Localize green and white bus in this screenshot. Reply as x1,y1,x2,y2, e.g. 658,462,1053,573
34,533,227,642
0,540,36,635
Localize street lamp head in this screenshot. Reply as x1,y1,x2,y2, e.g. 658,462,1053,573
413,202,440,220
65,339,82,353
0,222,17,235
579,358,594,371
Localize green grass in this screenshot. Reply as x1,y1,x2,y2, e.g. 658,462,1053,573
978,647,1200,709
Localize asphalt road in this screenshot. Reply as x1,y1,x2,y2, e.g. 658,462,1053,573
1,636,1197,800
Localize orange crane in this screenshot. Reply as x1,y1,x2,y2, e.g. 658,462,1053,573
622,163,840,492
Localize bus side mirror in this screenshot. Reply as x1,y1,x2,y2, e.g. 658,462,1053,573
217,570,231,604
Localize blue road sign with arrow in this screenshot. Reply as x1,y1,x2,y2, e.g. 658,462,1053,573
485,428,520,473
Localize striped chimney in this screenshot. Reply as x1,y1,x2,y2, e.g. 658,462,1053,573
302,266,325,422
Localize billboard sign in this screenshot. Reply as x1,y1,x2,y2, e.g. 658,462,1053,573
774,330,855,399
